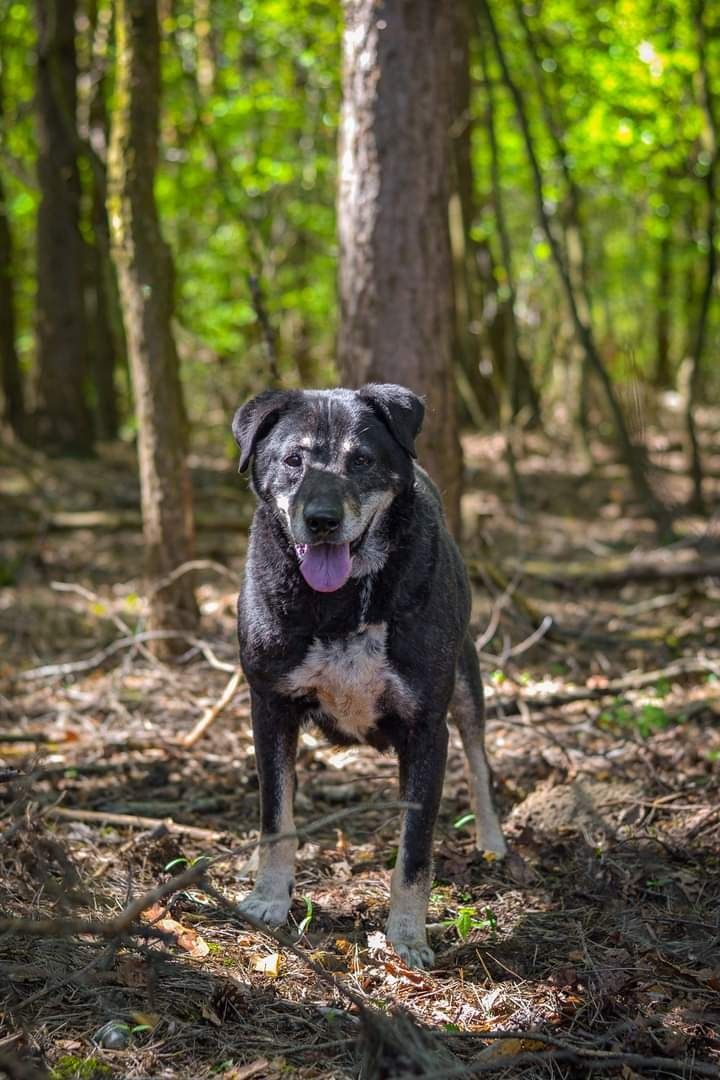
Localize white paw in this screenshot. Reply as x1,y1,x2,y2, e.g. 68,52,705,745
475,827,507,858
388,935,435,970
238,890,292,927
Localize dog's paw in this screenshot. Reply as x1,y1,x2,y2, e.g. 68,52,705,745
388,936,435,970
386,909,434,970
475,827,507,859
237,890,292,927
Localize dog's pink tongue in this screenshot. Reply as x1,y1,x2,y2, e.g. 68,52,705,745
297,542,352,593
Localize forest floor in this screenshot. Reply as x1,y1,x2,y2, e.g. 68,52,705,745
1,411,719,1079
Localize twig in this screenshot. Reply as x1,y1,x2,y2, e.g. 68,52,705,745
147,558,237,598
685,804,720,839
485,656,720,716
516,554,720,587
45,806,225,841
20,630,236,680
182,667,244,747
1,801,415,939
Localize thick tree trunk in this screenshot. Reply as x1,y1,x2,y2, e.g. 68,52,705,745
338,0,461,533
108,0,198,647
34,0,94,454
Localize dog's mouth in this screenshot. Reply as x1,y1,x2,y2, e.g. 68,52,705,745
294,520,372,594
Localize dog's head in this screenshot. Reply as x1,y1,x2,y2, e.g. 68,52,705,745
232,384,424,593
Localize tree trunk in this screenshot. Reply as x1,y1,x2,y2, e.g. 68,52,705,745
34,0,94,454
685,0,717,513
0,163,25,438
338,0,461,533
85,0,124,441
107,0,198,648
654,229,673,389
449,0,500,426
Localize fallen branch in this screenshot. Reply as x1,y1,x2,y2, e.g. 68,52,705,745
515,554,720,588
182,666,244,747
45,806,225,841
485,656,719,716
1,509,251,538
20,630,236,680
147,558,237,597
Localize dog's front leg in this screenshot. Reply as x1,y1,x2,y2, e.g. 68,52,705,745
387,719,449,969
238,691,299,926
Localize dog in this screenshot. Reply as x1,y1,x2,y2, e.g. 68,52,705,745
233,383,505,968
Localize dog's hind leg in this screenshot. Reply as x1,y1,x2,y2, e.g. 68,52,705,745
452,636,506,856
387,718,449,969
238,692,299,926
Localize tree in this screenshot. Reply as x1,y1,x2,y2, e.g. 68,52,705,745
82,0,125,441
685,0,717,513
34,0,94,453
0,63,24,438
107,0,198,648
337,0,461,532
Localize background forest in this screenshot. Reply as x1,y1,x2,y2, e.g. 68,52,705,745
1,1,719,1079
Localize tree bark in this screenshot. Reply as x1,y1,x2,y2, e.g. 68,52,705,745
654,229,673,389
107,0,198,647
685,0,717,513
0,151,24,437
449,0,500,427
84,0,124,441
337,0,461,533
34,0,94,454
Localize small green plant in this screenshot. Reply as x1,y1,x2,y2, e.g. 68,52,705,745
453,812,475,830
296,894,314,937
163,854,210,873
597,699,674,739
50,1057,112,1080
443,905,497,941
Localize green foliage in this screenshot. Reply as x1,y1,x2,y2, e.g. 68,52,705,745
50,1057,112,1080
443,904,498,941
597,698,675,738
1,0,718,426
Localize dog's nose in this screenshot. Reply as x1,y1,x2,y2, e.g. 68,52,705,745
304,501,342,538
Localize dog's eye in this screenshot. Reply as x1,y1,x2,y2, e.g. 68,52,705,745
351,453,373,469
283,452,302,468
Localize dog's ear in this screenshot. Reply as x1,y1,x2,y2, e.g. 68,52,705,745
232,390,299,473
357,383,425,458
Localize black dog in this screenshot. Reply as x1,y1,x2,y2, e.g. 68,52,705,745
233,384,505,968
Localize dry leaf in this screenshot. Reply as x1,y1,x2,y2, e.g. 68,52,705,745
223,1059,271,1080
253,951,281,977
152,915,210,958
476,1037,549,1061
201,1003,223,1027
130,1011,160,1030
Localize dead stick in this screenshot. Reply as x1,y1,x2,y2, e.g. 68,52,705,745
182,667,243,747
46,806,225,841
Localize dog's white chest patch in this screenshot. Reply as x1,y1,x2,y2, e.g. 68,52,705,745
279,622,413,738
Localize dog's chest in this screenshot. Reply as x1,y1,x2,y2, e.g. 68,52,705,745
279,622,413,739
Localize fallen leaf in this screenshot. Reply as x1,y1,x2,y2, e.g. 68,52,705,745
476,1037,549,1060
130,1011,160,1030
252,951,281,977
201,1003,223,1026
152,915,210,958
223,1059,270,1080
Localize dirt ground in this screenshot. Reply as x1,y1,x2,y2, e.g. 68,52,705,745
1,415,719,1079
